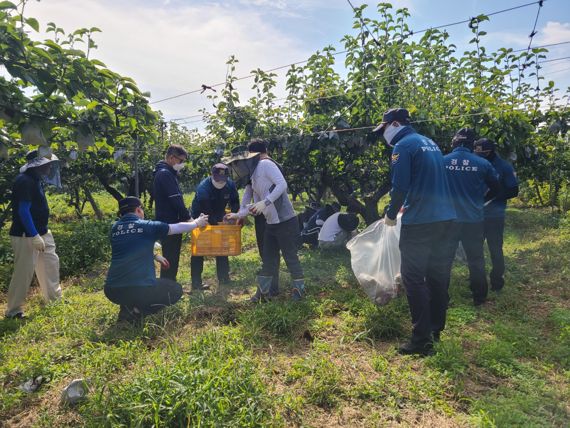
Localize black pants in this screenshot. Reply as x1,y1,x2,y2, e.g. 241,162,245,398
255,214,280,294
399,221,455,344
104,279,183,315
484,216,505,291
160,234,182,281
191,255,229,286
448,222,489,304
259,216,303,280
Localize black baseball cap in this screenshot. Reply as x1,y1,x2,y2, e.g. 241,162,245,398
452,128,477,148
474,138,496,153
118,196,142,215
211,163,229,182
373,108,411,134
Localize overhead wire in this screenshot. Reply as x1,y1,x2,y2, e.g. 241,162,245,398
166,52,570,125
151,0,548,105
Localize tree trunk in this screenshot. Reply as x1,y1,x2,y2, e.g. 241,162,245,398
95,173,124,202
534,181,545,207
83,186,104,220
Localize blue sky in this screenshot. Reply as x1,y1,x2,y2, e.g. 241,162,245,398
26,0,570,124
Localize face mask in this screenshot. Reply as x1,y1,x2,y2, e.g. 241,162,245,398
383,123,402,146
212,178,226,189
173,162,185,172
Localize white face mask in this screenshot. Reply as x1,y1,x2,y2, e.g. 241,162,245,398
383,123,402,146
173,162,185,172
212,178,226,189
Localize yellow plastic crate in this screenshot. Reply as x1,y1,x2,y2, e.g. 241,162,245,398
191,224,242,256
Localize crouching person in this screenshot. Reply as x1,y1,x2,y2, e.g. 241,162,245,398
318,212,360,250
104,197,208,322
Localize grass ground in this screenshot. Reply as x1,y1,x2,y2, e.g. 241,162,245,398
0,203,569,427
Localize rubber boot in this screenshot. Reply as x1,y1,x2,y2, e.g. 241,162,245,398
251,275,273,303
292,279,305,301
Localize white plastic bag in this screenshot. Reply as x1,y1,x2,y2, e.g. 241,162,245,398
346,216,402,306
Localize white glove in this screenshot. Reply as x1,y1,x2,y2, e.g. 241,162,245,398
193,213,209,228
384,214,397,227
249,200,269,216
32,234,45,251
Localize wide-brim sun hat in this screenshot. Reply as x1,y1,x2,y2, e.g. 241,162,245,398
19,150,59,173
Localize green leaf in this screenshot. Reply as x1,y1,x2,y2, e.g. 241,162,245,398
0,1,16,10
26,17,40,32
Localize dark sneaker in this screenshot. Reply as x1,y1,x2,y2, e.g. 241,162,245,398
397,341,434,356
473,298,487,307
117,306,141,324
191,283,210,292
6,312,25,320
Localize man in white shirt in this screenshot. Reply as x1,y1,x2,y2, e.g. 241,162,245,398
318,212,360,249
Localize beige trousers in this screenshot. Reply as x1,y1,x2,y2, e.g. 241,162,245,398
5,231,61,317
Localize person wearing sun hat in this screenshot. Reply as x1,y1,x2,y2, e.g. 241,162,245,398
5,149,61,319
189,163,240,291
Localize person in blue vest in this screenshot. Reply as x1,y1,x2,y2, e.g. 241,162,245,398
190,163,240,290
5,150,61,319
105,196,208,323
474,138,519,292
378,107,457,356
153,145,191,282
444,128,500,306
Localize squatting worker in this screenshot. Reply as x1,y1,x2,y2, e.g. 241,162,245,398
318,212,360,250
190,163,239,291
444,128,499,306
226,138,305,302
104,197,208,322
377,108,457,356
5,150,61,319
153,145,191,281
474,138,519,292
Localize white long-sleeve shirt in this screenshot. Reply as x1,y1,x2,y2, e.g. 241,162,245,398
238,159,296,224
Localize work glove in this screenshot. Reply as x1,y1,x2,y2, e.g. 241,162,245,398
32,234,45,252
193,213,209,228
249,200,270,216
224,212,240,222
154,255,170,270
384,214,397,227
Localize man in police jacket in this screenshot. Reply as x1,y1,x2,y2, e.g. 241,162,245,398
444,128,499,306
105,197,208,322
378,108,457,356
474,138,519,292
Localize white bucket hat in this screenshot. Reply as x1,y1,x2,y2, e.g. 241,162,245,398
19,149,59,173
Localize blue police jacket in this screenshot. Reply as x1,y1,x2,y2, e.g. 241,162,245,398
444,147,499,223
386,127,456,225
153,161,190,223
105,214,170,289
485,154,518,218
191,177,240,225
